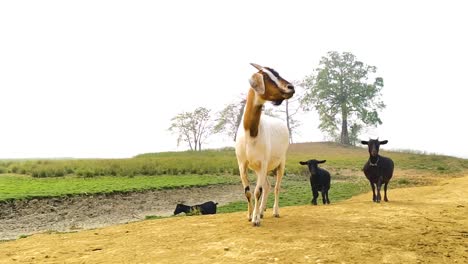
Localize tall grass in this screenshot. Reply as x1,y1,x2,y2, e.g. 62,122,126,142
1,149,239,178
1,143,466,178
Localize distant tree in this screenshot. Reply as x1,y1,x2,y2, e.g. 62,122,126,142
168,107,213,151
277,80,304,143
301,51,385,145
349,123,363,146
214,97,246,141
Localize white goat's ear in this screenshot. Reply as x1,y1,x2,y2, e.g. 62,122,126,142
249,73,265,95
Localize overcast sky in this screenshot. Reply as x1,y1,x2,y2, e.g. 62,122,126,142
1,1,467,159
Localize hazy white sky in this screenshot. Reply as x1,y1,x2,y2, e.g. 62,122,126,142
1,0,467,159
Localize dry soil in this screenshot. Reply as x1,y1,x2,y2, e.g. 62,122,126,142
0,176,467,264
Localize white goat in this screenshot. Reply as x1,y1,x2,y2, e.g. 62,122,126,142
235,63,295,226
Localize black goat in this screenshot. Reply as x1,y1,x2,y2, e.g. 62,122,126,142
361,139,394,203
173,201,218,215
299,159,330,205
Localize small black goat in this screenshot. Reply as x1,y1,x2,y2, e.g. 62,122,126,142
299,159,330,205
173,201,218,215
361,139,394,203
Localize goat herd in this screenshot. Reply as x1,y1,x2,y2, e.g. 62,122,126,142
174,64,394,227
173,139,394,220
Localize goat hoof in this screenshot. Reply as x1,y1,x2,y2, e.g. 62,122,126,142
260,214,264,219
273,213,280,218
252,220,261,227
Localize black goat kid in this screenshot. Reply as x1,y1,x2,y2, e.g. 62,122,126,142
299,159,330,205
361,139,394,203
173,201,218,215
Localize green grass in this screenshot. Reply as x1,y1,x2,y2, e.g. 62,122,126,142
0,149,239,178
217,179,370,214
286,142,468,175
1,142,466,178
0,142,466,204
0,174,237,201
145,215,166,220
217,176,423,214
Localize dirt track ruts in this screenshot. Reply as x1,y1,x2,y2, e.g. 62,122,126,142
0,184,243,241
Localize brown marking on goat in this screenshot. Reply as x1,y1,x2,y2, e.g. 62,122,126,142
243,89,263,137
255,187,263,200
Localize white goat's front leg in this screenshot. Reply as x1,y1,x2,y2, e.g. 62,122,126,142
252,165,267,227
238,160,253,221
273,162,285,218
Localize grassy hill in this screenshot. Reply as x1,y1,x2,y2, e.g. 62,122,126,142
0,142,466,205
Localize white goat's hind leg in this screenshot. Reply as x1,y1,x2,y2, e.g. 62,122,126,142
273,162,285,218
252,166,267,226
259,175,271,218
238,161,253,221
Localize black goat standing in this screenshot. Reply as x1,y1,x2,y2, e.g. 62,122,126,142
173,201,218,215
361,139,394,203
299,160,330,205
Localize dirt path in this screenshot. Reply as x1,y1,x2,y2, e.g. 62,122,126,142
0,184,243,241
1,176,467,264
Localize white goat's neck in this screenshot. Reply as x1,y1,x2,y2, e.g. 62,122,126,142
243,88,265,138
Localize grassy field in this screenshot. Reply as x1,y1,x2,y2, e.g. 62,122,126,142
1,142,465,178
0,174,238,201
1,142,467,214
216,179,371,214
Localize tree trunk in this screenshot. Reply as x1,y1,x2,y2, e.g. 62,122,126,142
186,134,193,151
285,100,293,144
233,99,246,142
340,109,350,145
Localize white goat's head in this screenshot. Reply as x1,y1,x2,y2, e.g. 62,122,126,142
249,63,295,106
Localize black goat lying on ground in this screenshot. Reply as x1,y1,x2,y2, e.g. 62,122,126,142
361,139,394,203
173,201,218,215
299,159,330,205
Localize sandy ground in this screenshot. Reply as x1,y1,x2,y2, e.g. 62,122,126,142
0,184,243,241
0,176,467,264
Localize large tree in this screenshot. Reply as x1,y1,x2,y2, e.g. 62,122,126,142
302,51,385,145
168,107,213,151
